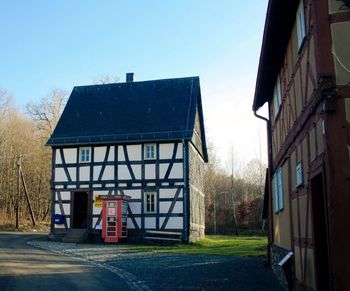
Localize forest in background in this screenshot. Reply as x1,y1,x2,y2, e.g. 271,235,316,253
0,88,67,229
0,86,266,233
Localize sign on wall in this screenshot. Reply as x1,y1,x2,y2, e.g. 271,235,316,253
94,194,102,207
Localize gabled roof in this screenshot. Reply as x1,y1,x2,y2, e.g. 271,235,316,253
253,0,299,111
47,76,208,162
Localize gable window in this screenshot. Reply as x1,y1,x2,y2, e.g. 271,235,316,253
80,147,91,163
144,192,156,213
144,144,156,160
296,0,306,49
273,167,283,213
273,75,282,118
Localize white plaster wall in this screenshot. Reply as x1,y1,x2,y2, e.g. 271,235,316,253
159,143,174,159
159,201,171,214
159,201,183,214
67,167,76,181
161,217,183,229
169,163,183,179
127,217,141,229
55,149,62,164
173,201,183,213
54,204,60,214
63,148,77,163
118,165,131,180
118,146,125,161
175,182,184,186
159,164,168,179
159,188,183,199
176,143,183,159
55,168,67,182
102,165,114,180
55,203,70,215
123,189,141,199
94,146,106,162
144,217,156,229
145,164,156,179
79,166,90,181
92,217,100,228
129,202,141,214
131,165,141,179
55,191,70,200
93,166,102,181
127,145,141,161
108,146,115,161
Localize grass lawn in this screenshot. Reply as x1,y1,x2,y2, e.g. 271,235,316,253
125,235,267,257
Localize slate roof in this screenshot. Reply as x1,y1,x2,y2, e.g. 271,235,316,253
253,0,299,111
47,76,208,161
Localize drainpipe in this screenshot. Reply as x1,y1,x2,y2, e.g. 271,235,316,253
254,110,273,266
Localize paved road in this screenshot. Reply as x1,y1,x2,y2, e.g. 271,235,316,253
0,233,283,290
0,232,131,291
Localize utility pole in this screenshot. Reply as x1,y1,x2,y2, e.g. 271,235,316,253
15,155,36,228
16,155,21,230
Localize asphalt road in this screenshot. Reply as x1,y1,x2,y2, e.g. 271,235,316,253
0,232,131,291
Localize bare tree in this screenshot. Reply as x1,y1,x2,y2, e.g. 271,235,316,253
26,88,68,139
93,74,119,84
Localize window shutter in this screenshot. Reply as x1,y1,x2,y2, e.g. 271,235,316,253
273,174,279,213
278,169,283,210
297,0,306,48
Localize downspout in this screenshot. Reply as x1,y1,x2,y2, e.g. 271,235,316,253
254,110,273,266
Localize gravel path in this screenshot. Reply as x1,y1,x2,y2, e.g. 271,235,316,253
28,240,283,291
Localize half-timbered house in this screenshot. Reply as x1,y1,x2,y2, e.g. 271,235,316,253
253,1,350,290
47,75,208,243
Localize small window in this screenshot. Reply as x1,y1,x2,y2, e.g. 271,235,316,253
296,162,303,188
144,144,156,160
273,75,282,118
144,192,156,213
296,0,306,49
80,147,91,163
273,168,284,213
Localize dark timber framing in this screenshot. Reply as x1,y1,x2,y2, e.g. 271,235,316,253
48,76,208,243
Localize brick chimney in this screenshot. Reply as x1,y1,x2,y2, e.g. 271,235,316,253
126,73,134,82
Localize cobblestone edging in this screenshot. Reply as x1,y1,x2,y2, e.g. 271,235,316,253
27,240,152,291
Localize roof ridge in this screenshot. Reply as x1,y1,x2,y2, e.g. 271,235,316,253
74,76,200,90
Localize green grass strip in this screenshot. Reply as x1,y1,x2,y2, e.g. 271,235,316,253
124,235,267,257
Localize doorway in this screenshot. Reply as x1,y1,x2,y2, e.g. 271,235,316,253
72,191,89,229
310,173,331,290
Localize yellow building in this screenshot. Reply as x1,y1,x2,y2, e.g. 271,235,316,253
253,1,350,290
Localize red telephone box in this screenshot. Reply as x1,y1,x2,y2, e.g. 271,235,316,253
101,195,130,243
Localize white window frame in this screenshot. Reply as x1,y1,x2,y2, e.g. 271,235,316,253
296,162,303,188
273,74,282,118
296,0,306,49
273,168,284,213
80,147,91,163
144,143,156,160
144,192,156,213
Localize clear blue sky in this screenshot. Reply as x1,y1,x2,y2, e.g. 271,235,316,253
0,0,269,167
